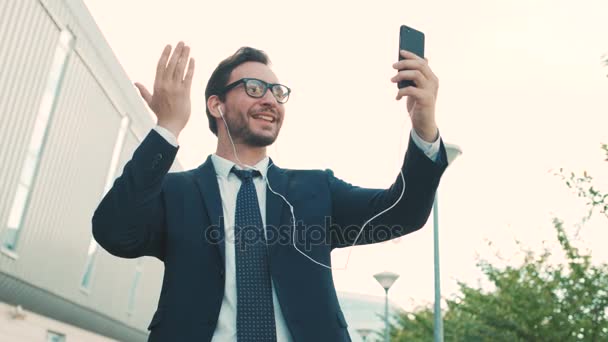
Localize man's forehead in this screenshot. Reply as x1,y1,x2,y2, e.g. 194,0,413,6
229,62,278,83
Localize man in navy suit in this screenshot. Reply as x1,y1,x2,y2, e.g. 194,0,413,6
93,41,447,341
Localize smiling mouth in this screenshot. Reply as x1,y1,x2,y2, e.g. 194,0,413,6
251,114,276,123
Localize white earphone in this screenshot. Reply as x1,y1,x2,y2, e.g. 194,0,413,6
216,102,407,270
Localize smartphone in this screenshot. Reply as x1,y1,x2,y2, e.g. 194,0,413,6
398,25,425,88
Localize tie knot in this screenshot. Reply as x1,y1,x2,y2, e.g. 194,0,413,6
231,167,261,181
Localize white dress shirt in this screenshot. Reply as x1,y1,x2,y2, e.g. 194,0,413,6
152,125,441,341
208,154,294,342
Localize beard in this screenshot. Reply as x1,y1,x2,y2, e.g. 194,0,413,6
223,107,279,147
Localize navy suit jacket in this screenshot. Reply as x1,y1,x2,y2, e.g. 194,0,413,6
92,129,447,342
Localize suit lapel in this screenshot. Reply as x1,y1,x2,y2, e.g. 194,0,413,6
266,159,288,258
194,156,226,268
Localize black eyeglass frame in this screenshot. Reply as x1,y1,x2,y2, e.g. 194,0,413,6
219,78,291,104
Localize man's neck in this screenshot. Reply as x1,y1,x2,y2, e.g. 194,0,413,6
215,141,267,168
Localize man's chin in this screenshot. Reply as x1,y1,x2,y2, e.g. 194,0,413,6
245,132,278,147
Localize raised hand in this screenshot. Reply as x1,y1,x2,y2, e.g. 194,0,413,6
135,41,195,138
391,50,439,142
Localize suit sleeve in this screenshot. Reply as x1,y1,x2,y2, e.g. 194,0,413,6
328,136,447,249
92,129,178,260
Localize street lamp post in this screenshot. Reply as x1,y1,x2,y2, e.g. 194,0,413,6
433,143,462,342
356,328,373,341
374,271,400,342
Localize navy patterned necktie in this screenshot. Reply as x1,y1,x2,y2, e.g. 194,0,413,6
231,168,277,342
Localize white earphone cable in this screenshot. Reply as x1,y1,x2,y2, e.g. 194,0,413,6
218,107,406,270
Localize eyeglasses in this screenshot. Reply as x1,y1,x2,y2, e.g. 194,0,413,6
220,78,291,104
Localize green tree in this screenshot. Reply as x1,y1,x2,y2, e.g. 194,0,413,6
559,144,608,222
390,220,608,341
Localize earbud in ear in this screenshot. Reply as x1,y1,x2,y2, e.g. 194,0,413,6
217,105,224,116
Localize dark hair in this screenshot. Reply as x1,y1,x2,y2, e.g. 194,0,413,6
204,47,270,136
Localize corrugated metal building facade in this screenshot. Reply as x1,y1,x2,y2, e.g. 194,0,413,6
0,0,176,341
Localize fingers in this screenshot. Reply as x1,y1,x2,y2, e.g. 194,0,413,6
396,85,425,101
391,69,429,88
153,42,195,91
391,50,439,101
183,58,195,89
393,58,435,81
173,45,190,81
165,42,185,81
393,52,437,84
134,82,152,104
394,80,437,102
155,45,171,87
399,49,424,61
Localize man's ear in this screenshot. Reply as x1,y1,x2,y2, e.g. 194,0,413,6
207,95,223,118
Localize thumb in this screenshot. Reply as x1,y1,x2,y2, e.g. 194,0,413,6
134,82,152,104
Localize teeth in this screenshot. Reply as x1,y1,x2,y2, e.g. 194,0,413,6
254,115,274,122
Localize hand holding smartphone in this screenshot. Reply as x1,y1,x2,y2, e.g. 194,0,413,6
398,25,425,89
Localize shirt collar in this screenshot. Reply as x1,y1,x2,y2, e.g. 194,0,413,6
211,154,269,180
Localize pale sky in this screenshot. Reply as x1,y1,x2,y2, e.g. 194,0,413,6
84,0,608,310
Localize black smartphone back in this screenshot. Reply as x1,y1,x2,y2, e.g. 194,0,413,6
398,25,425,88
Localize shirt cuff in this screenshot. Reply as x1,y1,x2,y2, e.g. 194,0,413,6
411,129,441,163
154,125,179,147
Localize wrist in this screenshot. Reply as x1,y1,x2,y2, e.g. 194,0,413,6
414,125,438,143
157,120,183,139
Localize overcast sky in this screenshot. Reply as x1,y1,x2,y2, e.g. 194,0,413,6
84,0,608,309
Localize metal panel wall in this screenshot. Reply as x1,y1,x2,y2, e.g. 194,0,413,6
13,51,121,296
0,0,180,340
0,0,60,259
39,0,157,140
